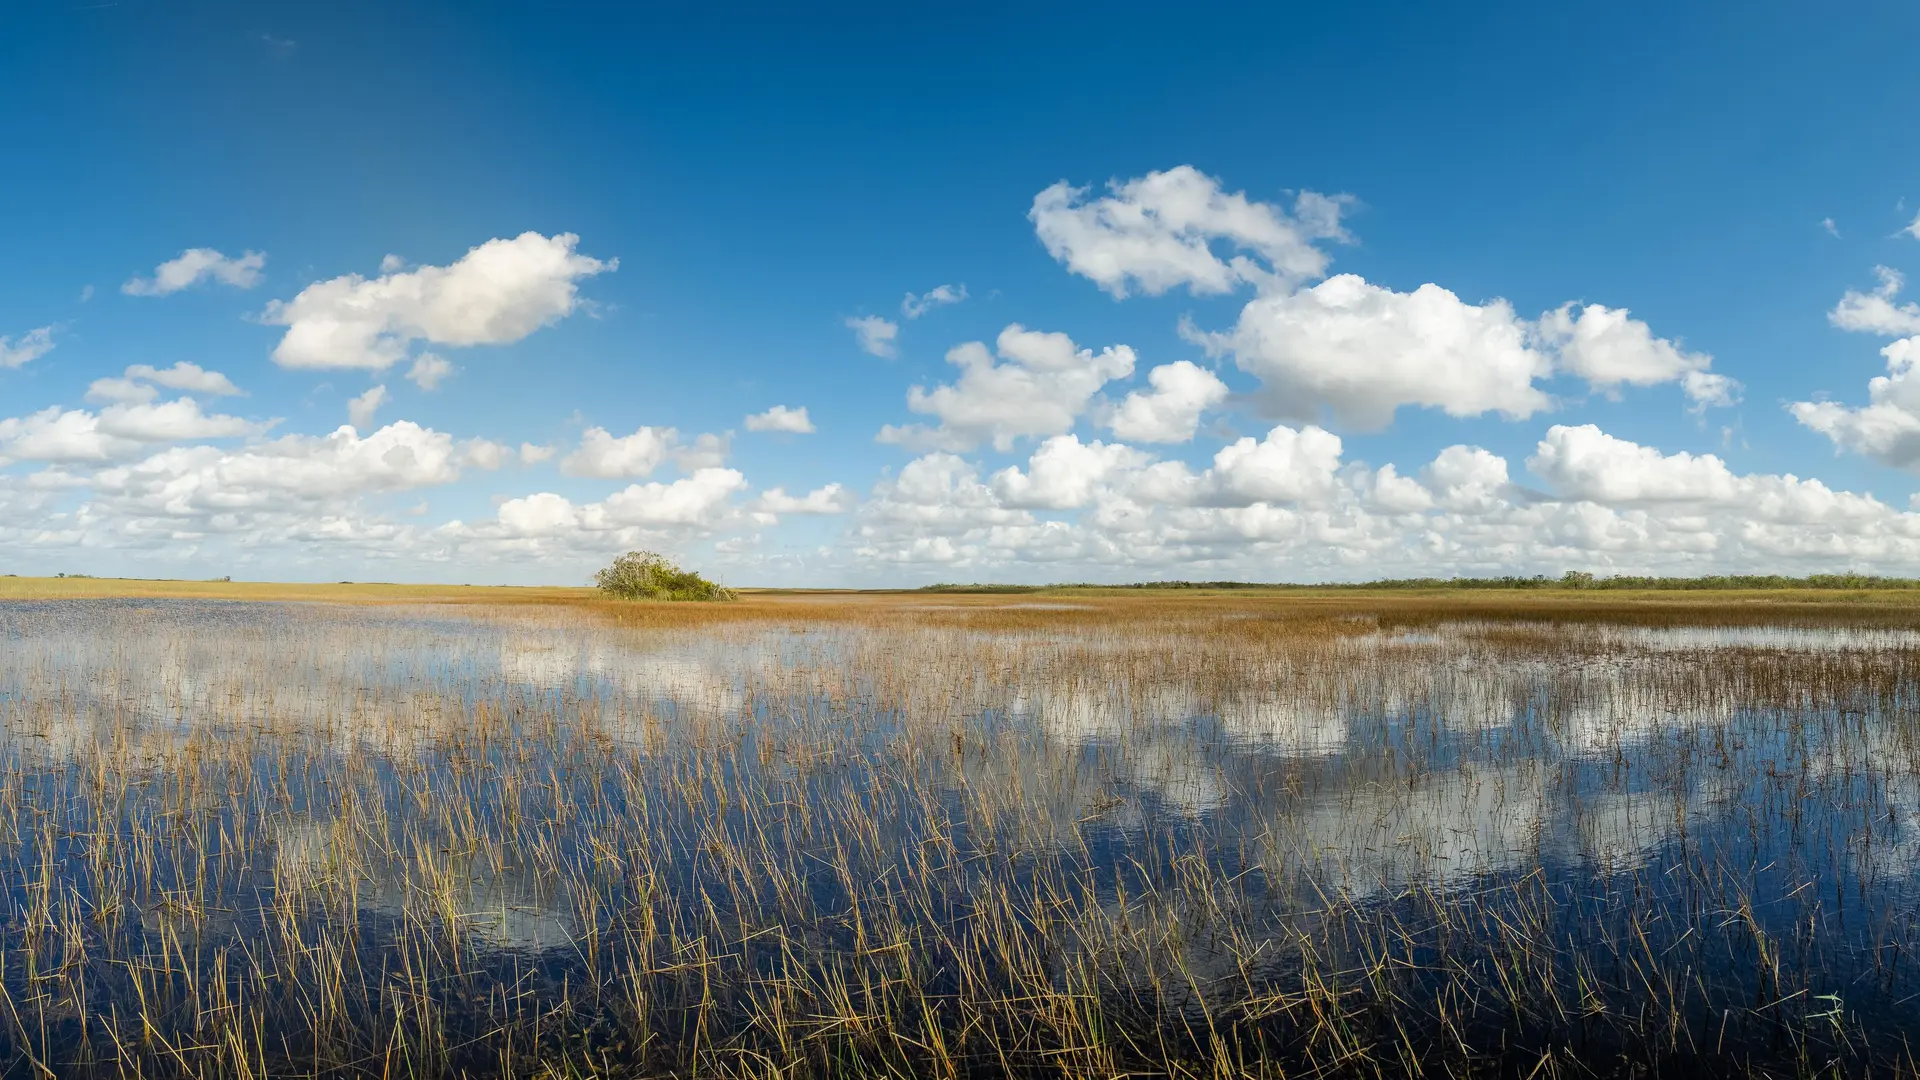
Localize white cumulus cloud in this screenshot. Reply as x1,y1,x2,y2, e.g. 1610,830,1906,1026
1794,270,1920,469
123,248,266,296
1831,267,1920,336
744,405,815,434
1031,165,1348,298
0,401,268,465
561,426,678,478
1792,336,1920,469
89,362,244,406
133,361,243,396
1529,424,1740,504
991,435,1150,509
1537,303,1739,408
0,327,55,370
1104,361,1229,443
1202,274,1552,430
1206,424,1345,505
878,324,1135,452
493,469,747,537
902,284,967,319
347,385,388,431
263,232,613,371
88,422,471,519
846,315,899,358
753,484,853,514
846,420,1920,582
407,353,455,390
1041,168,1735,429
556,426,730,478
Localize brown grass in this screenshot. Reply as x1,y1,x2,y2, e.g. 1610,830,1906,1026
0,584,1914,1075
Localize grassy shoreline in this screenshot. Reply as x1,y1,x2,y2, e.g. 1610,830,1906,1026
0,584,1913,1075
14,574,1920,613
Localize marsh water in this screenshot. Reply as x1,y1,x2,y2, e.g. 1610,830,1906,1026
0,597,1917,1076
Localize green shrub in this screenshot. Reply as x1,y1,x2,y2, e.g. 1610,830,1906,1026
594,551,737,602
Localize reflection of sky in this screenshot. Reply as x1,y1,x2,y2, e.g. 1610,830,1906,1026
273,819,575,951
4,599,1920,948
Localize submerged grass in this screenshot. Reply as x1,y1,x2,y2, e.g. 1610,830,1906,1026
0,591,1916,1075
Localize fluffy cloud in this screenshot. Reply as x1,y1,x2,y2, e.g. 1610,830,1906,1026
753,484,853,514
676,432,730,470
135,361,242,396
1191,277,1732,429
1795,270,1920,469
855,453,1035,557
123,249,266,296
1364,464,1434,513
1207,424,1344,505
974,423,1349,516
85,422,472,524
83,379,155,406
0,409,135,464
1202,275,1552,429
88,362,244,406
601,469,746,525
990,435,1149,509
878,324,1135,451
847,422,1920,580
1831,267,1920,336
561,426,677,478
0,401,268,465
407,353,455,390
97,400,267,443
744,405,815,434
1792,336,1920,468
347,386,388,430
0,327,55,370
1529,424,1739,503
491,469,747,537
1032,165,1348,297
457,439,514,470
1536,303,1739,408
1423,446,1511,512
1038,168,1735,428
559,426,729,478
1104,361,1229,443
902,284,966,319
846,315,899,358
263,232,612,370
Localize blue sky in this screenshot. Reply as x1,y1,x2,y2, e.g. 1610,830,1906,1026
3,0,1920,585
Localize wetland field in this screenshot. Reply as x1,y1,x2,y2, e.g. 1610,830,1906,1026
2,586,1920,1076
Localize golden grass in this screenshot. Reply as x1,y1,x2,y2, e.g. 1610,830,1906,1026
18,572,1920,618
0,585,1916,1074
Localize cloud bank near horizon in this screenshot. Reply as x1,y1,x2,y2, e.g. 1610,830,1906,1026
1,167,1913,585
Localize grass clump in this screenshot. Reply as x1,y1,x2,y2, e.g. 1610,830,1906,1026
595,550,736,602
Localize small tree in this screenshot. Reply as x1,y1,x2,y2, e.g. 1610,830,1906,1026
594,550,737,602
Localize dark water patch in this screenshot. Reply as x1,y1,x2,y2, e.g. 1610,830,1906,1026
0,601,1914,1074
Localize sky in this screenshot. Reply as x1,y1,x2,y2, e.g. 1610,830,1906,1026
3,0,1920,586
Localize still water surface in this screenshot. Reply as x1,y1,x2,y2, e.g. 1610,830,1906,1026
0,598,1914,1075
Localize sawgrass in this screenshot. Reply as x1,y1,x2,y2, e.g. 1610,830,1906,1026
0,586,1914,1074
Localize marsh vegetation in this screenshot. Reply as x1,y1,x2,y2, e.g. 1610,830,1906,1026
0,591,1917,1076
595,551,736,602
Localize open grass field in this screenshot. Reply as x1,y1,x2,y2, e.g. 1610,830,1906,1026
1,583,1919,1076
18,572,1920,617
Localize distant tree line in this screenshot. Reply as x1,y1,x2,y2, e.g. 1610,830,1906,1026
919,572,1920,593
